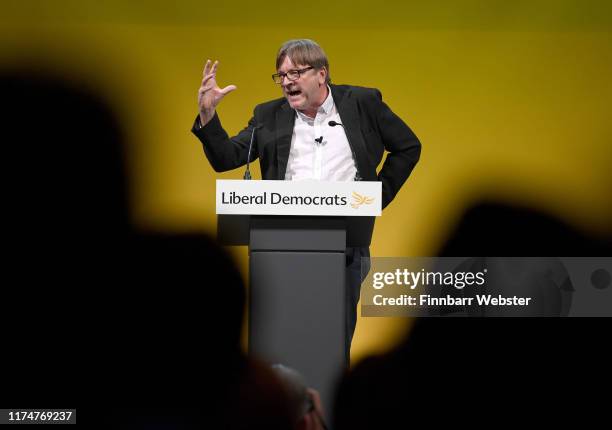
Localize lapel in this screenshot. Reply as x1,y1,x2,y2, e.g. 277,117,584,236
275,102,295,180
331,85,371,180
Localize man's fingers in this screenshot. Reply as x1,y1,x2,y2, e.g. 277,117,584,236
219,85,237,95
201,73,215,87
203,59,211,77
199,60,232,105
199,83,235,99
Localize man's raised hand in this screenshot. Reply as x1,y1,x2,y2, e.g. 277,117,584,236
198,59,237,126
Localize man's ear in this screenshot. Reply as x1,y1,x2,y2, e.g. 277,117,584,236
297,413,313,430
319,67,327,85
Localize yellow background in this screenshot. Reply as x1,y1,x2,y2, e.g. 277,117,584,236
2,1,611,363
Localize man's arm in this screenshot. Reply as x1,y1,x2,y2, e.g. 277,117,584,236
191,112,258,172
372,89,421,209
191,59,258,172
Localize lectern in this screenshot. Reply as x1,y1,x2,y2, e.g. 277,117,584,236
216,180,381,417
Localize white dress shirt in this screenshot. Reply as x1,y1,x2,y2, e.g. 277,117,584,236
284,87,358,182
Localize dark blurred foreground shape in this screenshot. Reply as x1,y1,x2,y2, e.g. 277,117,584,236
439,202,612,256
334,202,612,428
1,70,294,429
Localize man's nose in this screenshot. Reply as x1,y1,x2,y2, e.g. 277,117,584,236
280,75,292,87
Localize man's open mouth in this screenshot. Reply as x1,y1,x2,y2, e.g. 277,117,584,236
287,90,302,96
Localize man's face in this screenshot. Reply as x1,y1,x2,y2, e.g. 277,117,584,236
278,56,327,113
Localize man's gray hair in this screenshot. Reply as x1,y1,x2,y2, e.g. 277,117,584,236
276,39,331,84
270,364,311,421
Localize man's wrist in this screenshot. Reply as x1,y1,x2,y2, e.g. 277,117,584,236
198,112,214,129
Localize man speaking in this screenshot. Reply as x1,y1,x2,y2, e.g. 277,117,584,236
191,39,421,355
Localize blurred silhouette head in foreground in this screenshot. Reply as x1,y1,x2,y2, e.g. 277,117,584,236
2,68,294,429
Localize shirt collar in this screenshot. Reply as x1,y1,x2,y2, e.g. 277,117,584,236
319,85,334,115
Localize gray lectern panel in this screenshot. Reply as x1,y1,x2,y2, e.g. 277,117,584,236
249,250,345,421
250,216,346,251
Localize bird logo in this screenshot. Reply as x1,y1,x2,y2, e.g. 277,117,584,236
351,191,374,209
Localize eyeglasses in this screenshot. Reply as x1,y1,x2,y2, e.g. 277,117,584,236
271,67,314,84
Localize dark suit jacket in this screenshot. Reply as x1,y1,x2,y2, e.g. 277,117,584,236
191,84,421,209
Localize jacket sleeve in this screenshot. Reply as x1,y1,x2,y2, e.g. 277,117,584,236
190,111,259,173
371,90,421,209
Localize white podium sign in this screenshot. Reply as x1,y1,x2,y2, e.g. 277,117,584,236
216,179,382,216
